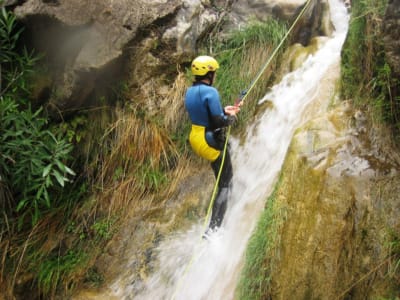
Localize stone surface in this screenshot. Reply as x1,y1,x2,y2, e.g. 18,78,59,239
228,0,333,46
162,0,219,54
12,0,325,115
267,60,400,300
14,0,182,114
229,0,307,25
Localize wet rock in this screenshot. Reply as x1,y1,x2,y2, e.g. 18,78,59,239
270,96,400,299
229,0,307,26
162,0,219,54
285,36,329,72
290,0,334,46
13,0,213,115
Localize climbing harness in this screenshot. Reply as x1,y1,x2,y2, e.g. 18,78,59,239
171,0,312,298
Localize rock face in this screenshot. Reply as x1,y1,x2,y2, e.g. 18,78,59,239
14,0,183,114
266,62,400,299
229,0,307,25
229,0,334,46
383,0,400,77
274,108,400,299
13,0,324,116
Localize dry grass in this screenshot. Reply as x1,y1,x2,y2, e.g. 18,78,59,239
240,44,276,102
107,113,175,167
159,71,189,132
0,69,191,299
90,71,189,217
0,210,68,296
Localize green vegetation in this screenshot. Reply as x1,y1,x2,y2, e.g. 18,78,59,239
342,1,400,294
236,176,285,299
0,7,92,298
206,18,288,128
386,229,400,297
341,0,400,140
1,100,76,225
36,250,89,297
0,7,76,225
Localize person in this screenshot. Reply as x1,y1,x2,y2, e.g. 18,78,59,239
184,55,240,232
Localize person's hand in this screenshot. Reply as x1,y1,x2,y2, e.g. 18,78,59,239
224,105,240,116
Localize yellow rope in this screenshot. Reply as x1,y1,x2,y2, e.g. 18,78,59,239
170,127,230,300
171,1,312,298
238,0,312,106
202,126,232,228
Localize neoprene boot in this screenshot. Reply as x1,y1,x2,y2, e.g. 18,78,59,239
209,187,229,230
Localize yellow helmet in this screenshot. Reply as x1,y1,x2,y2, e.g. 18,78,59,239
191,55,219,76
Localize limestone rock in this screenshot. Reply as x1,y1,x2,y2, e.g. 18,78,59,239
271,99,400,299
13,0,181,114
12,0,334,116
228,0,333,46
162,0,219,54
229,0,307,25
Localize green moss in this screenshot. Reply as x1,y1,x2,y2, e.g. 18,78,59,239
236,175,286,299
341,0,400,140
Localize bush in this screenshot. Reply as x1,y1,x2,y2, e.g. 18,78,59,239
0,7,75,227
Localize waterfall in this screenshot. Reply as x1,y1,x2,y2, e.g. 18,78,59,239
109,0,349,298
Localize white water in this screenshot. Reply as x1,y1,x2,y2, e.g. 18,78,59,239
109,1,349,299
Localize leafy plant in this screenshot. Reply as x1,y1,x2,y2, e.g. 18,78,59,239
0,8,75,226
91,218,115,241
37,250,89,296
0,98,75,226
0,8,38,98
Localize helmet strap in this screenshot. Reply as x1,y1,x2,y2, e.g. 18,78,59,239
194,71,215,86
206,71,215,85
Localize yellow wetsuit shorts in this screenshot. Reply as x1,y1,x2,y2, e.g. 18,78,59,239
189,124,220,162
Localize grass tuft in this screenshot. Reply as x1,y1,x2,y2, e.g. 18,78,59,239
236,175,287,299
203,19,288,129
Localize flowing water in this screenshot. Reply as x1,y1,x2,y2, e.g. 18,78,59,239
109,0,349,298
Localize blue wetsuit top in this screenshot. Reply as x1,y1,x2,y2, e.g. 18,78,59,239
185,82,232,131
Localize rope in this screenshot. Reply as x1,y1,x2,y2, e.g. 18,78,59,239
171,1,312,298
236,0,312,106
170,127,231,300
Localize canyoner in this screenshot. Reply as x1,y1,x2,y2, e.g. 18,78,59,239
184,55,241,235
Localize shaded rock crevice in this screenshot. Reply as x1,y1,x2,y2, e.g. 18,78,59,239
13,0,183,116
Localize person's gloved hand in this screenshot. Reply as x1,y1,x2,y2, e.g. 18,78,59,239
224,105,240,116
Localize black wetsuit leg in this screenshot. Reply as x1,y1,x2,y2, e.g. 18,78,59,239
209,149,233,229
